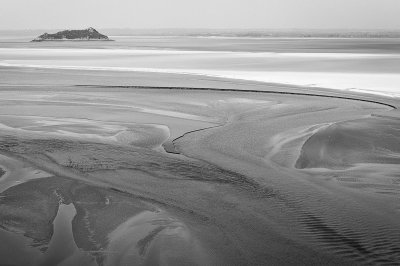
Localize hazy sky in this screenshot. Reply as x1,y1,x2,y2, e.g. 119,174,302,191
1,0,400,30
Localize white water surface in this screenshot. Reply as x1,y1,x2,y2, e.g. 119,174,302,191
1,38,400,97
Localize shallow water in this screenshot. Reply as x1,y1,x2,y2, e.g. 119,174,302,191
35,203,97,266
1,37,400,97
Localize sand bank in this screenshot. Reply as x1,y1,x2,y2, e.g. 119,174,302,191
0,72,399,265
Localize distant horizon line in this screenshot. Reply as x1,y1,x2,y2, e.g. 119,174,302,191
1,28,400,32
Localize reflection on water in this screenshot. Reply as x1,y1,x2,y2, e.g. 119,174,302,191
0,176,210,266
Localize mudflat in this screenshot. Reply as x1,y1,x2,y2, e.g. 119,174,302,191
0,69,399,265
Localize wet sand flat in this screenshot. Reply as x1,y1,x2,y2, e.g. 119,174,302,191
0,69,399,265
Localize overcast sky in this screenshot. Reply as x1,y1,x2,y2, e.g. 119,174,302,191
1,0,400,30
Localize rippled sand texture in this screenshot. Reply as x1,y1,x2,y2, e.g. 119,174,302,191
0,83,399,265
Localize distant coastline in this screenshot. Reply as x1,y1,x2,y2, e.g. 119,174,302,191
1,29,400,40
93,29,400,39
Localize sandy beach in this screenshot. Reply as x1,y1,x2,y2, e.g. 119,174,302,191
0,65,399,265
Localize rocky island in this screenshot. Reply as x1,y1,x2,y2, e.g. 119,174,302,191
32,27,112,42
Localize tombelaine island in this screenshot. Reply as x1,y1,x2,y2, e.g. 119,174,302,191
32,27,111,42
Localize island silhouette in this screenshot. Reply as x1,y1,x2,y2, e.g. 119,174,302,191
32,27,112,42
